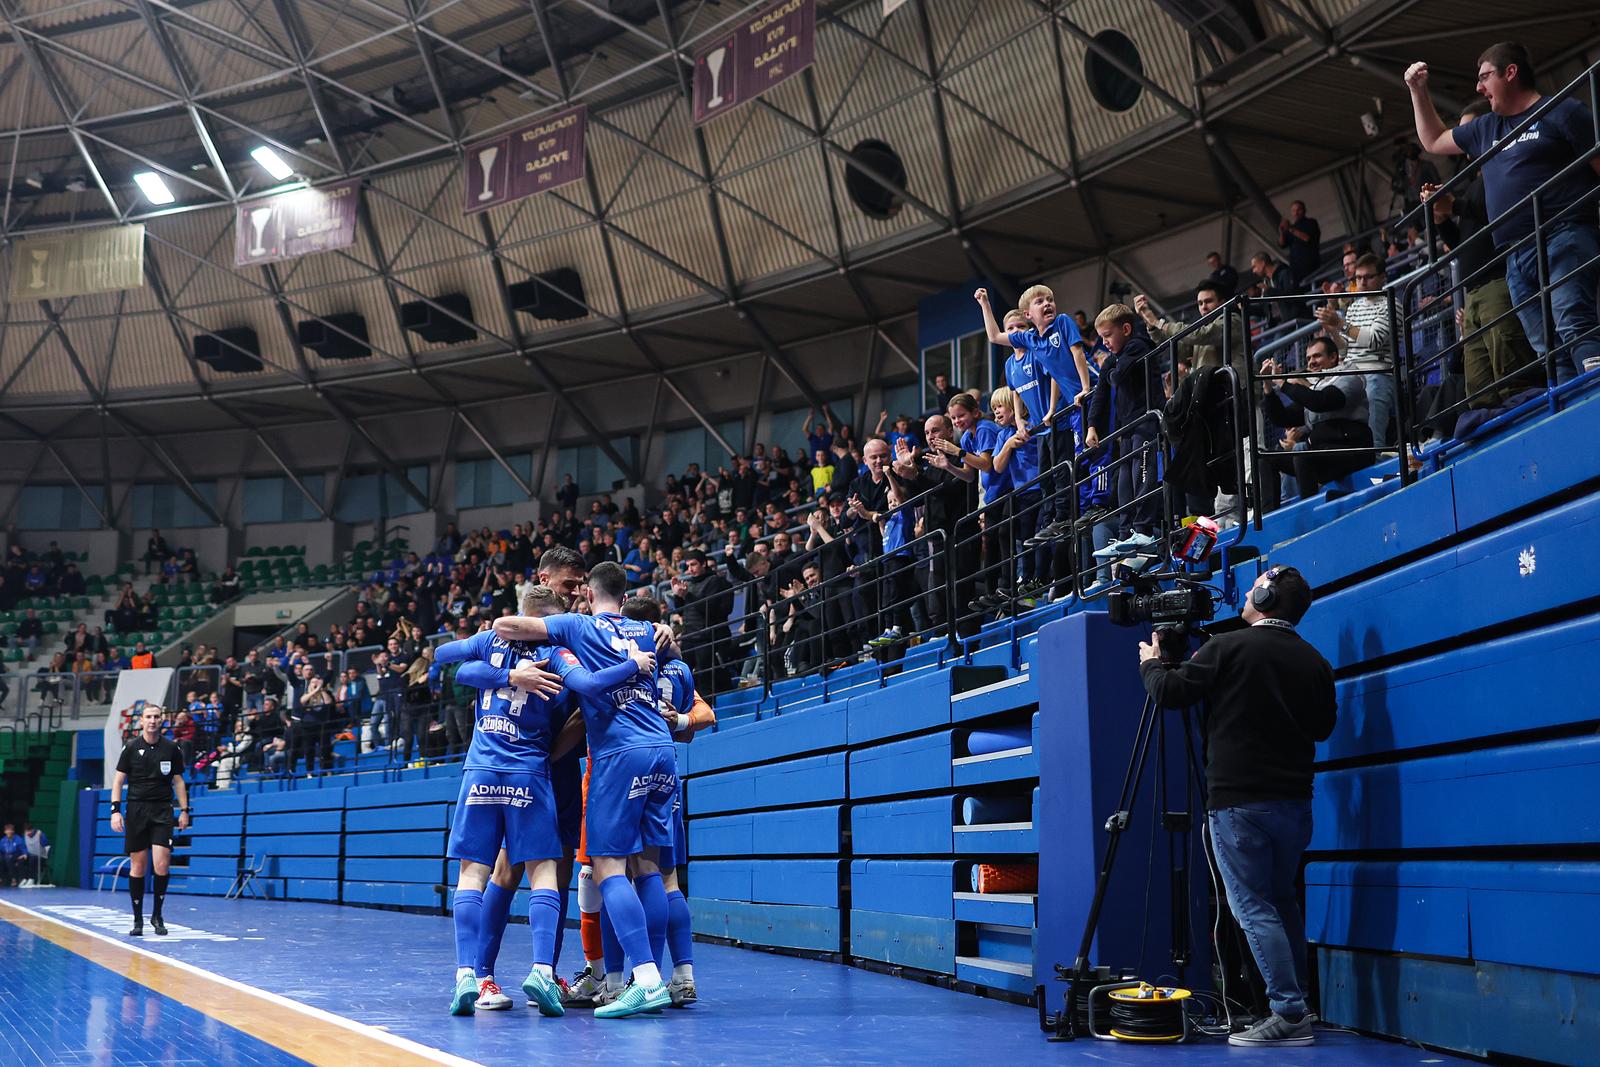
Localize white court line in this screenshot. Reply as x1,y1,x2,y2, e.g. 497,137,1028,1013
0,897,484,1067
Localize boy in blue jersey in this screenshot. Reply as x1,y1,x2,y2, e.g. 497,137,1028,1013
493,562,678,1019
621,594,716,1006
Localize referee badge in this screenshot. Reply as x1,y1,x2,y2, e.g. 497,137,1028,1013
159,760,172,775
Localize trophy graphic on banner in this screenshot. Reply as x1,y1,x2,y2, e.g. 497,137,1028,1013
248,207,274,258
706,46,728,109
477,145,500,202
27,248,49,290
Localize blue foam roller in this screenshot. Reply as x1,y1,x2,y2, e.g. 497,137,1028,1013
970,864,981,892
961,726,1031,757
961,795,1032,825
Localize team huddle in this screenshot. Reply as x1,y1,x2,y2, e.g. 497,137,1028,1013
437,548,714,1020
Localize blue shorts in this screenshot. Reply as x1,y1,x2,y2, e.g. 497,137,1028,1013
448,768,562,867
584,746,676,858
550,752,583,852
663,782,688,870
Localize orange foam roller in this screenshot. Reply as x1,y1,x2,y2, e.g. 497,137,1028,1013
971,862,1039,894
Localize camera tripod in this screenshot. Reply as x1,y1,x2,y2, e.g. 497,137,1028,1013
1042,685,1209,1041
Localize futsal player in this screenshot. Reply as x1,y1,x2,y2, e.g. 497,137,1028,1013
435,597,648,1017
494,562,677,1019
109,705,191,937
622,594,716,1006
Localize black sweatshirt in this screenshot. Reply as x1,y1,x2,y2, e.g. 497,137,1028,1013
1140,623,1336,810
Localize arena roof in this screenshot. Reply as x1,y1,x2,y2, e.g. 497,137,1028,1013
0,0,1596,469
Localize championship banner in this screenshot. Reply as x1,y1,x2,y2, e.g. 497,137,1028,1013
463,105,588,214
9,224,145,302
234,180,359,267
693,0,816,125
102,667,175,788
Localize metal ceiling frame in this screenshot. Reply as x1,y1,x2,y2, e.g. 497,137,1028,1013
2,0,1592,517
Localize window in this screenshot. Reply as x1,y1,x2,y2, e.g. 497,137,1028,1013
1085,30,1144,112
334,467,429,523
243,475,326,524
555,439,638,496
958,331,991,399
921,340,953,412
131,482,218,528
662,419,743,478
455,454,533,510
15,485,104,530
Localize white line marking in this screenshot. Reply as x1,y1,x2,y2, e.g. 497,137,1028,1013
0,897,483,1067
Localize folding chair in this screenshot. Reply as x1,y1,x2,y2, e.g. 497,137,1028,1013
94,856,129,891
226,853,266,900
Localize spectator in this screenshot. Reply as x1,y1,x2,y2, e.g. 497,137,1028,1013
1277,200,1322,291
0,659,9,709
1314,253,1395,447
803,409,836,458
212,567,241,604
130,642,155,670
338,667,372,739
930,373,959,413
1249,252,1294,312
809,449,834,499
58,563,86,596
21,823,47,886
433,649,475,757
1086,304,1164,560
372,650,407,753
170,709,198,768
773,562,826,677
143,529,170,574
398,647,435,765
988,385,1046,597
1205,251,1240,298
294,674,338,775
622,535,653,588
16,608,42,652
670,550,734,694
0,824,25,887
210,719,254,789
1260,337,1375,500
1407,43,1599,382
888,415,977,634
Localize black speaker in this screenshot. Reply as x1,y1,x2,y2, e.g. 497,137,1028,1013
508,268,587,322
194,328,262,373
298,313,370,360
400,292,476,343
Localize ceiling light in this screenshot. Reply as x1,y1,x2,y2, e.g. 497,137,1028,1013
65,176,87,192
23,171,42,189
132,171,175,205
250,145,294,181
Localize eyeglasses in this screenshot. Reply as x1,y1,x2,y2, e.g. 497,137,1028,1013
1475,67,1501,87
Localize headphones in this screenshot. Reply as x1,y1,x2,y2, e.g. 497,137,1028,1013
1251,566,1284,611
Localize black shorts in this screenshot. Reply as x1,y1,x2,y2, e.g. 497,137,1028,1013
125,801,174,854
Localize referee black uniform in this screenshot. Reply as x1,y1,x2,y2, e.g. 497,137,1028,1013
115,733,185,934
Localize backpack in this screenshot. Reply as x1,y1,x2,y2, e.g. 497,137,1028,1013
1162,366,1238,498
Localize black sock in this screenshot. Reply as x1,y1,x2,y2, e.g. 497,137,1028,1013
152,873,169,918
129,878,145,920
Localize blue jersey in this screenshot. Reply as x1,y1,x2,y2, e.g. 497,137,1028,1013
1008,313,1087,402
995,424,1040,491
436,630,557,774
656,658,696,718
962,418,1008,501
545,612,671,759
1003,352,1052,438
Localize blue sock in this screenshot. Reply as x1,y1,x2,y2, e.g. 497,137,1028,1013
452,889,483,972
601,899,625,975
666,889,693,968
635,872,668,970
476,882,515,978
552,887,570,970
528,888,561,967
601,880,650,976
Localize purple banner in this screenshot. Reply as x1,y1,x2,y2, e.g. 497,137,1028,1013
693,0,815,125
234,180,359,268
463,105,588,214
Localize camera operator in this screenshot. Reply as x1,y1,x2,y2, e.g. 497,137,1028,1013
1136,566,1335,1048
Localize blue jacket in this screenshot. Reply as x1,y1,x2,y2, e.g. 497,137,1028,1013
0,834,27,861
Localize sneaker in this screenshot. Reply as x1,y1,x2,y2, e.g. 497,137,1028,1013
18,879,32,888
128,918,143,937
521,968,566,1017
1092,541,1128,560
476,977,511,1010
565,966,603,1006
1081,579,1112,597
593,985,622,1008
450,969,479,1016
594,979,671,1019
151,917,167,936
1228,1013,1314,1047
667,974,698,1007
1111,531,1159,554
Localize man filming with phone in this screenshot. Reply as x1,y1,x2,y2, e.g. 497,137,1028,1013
1137,566,1336,1048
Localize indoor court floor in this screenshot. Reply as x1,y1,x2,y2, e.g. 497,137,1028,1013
0,889,1468,1066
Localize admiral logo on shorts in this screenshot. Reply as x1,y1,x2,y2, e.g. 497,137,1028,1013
627,771,677,800
465,782,534,807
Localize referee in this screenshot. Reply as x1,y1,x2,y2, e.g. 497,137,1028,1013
110,705,191,936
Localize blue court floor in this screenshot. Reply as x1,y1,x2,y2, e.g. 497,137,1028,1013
0,887,1469,1066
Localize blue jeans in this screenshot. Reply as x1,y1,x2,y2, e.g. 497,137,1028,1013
1505,222,1600,384
1363,370,1395,449
1207,799,1313,1021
